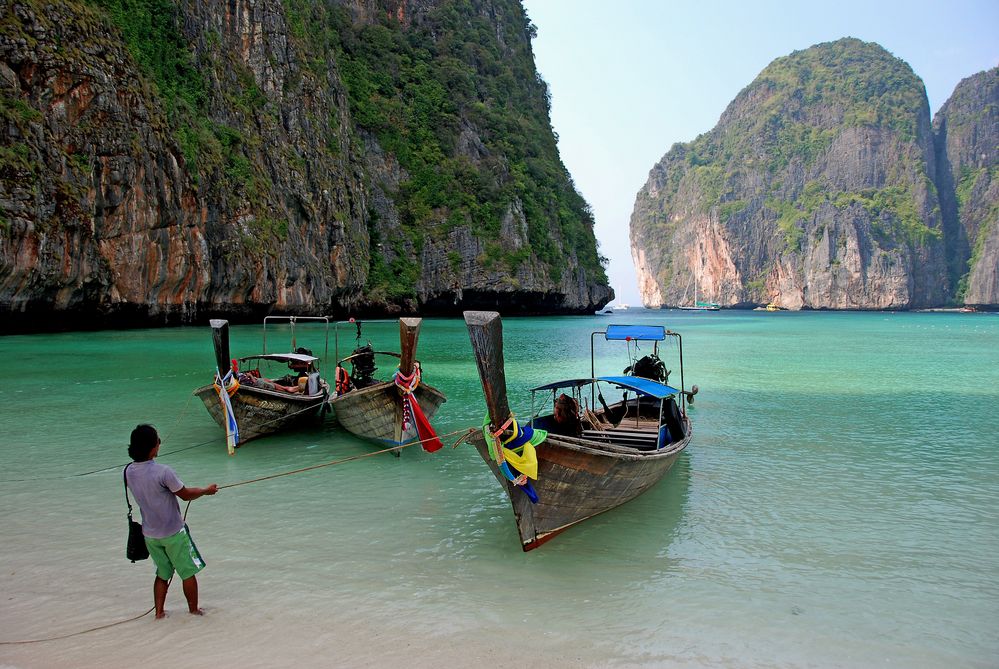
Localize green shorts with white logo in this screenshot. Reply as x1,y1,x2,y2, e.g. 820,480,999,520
145,526,206,581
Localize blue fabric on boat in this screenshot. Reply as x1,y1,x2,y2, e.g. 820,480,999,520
530,378,595,392
658,424,671,448
529,376,679,397
501,460,539,504
597,375,678,398
499,461,518,482
604,325,666,341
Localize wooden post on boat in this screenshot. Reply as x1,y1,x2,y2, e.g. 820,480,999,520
210,319,231,375
463,311,512,438
398,317,422,377
394,317,423,449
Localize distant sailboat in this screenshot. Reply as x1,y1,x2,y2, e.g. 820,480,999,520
678,271,719,311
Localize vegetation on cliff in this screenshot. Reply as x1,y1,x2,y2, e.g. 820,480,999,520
98,0,606,298
1,0,611,329
631,38,953,310
935,67,999,306
298,0,606,295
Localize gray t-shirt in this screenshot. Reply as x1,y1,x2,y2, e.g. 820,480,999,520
125,460,185,539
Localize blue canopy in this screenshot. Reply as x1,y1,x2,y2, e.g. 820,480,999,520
530,379,594,393
598,375,678,399
604,324,666,341
530,376,678,399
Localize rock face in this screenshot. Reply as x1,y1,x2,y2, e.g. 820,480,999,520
0,0,611,331
631,39,995,310
933,67,999,307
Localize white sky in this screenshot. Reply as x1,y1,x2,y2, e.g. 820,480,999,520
522,0,999,305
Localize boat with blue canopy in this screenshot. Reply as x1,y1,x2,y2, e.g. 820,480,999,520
463,313,695,551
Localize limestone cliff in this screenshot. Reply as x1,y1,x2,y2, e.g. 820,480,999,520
631,38,953,310
0,0,611,331
933,67,999,308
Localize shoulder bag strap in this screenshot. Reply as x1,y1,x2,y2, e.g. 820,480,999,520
123,463,135,519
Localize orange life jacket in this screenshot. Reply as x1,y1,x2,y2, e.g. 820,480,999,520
335,366,350,395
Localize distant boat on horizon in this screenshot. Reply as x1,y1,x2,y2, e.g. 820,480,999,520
678,271,719,311
753,302,785,312
613,303,630,310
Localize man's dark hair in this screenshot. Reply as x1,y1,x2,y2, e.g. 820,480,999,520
128,424,159,462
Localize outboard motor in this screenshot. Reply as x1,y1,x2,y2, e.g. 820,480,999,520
625,352,670,384
350,344,377,387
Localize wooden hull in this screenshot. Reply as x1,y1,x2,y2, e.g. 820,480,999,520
469,417,691,550
194,382,330,445
330,382,447,444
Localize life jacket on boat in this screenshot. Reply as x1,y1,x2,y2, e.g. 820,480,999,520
335,365,351,395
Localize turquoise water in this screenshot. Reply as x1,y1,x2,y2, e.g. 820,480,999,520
1,311,997,668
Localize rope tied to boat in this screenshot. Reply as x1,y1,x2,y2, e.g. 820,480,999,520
393,365,421,394
487,414,515,465
0,426,478,646
212,369,240,397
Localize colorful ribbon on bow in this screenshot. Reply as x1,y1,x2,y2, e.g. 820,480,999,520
394,366,442,452
213,369,240,455
485,415,540,503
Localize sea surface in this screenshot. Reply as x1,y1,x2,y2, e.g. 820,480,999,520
1,310,997,668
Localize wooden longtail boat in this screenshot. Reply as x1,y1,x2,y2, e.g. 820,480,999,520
329,318,446,450
463,311,693,551
194,317,332,450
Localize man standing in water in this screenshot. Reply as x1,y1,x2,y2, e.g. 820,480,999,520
125,424,218,618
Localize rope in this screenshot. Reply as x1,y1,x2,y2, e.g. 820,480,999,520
217,427,475,491
0,502,192,646
0,394,328,483
393,366,420,394
0,607,157,645
0,429,475,646
0,370,206,396
488,414,515,465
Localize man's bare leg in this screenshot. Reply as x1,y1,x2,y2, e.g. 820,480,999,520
182,575,203,615
153,576,170,619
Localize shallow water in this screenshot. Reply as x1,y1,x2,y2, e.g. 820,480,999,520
1,311,997,668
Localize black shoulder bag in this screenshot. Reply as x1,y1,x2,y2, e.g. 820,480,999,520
123,464,149,562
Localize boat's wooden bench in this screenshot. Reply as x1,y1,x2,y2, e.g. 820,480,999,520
581,428,659,449
605,427,659,435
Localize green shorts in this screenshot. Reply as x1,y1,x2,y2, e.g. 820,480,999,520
145,526,206,581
